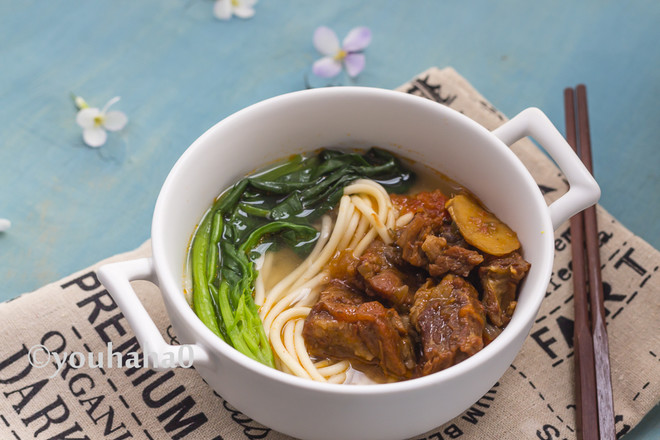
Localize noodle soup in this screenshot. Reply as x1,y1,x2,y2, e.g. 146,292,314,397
185,148,530,384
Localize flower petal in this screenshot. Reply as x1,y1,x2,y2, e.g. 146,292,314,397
344,53,366,77
213,0,232,20
103,111,128,131
313,26,340,56
83,126,107,147
76,107,100,129
342,27,371,52
233,5,255,18
312,57,343,78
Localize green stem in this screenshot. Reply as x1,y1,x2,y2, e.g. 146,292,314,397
191,212,223,339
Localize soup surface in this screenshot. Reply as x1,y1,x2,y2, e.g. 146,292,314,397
185,148,530,384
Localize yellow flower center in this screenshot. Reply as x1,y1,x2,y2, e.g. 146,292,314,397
231,0,239,6
93,115,105,127
334,49,348,61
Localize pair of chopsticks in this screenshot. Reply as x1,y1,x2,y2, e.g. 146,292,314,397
564,85,616,440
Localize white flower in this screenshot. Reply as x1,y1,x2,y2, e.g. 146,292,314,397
214,0,257,20
75,96,128,148
0,218,10,232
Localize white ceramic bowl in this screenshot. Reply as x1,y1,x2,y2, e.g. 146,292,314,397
98,87,599,440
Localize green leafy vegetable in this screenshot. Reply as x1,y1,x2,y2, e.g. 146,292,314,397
190,148,415,367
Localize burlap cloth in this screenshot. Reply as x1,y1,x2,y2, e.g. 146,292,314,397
1,67,658,440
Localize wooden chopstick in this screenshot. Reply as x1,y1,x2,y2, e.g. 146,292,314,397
576,84,616,440
564,85,616,440
564,88,599,440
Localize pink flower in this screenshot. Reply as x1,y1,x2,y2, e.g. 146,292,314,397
312,26,372,78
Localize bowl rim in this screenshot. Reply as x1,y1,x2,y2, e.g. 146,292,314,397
151,86,555,395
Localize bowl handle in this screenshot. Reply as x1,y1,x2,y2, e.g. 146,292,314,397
491,107,601,230
97,258,210,370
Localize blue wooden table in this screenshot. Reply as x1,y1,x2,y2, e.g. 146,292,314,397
1,1,658,437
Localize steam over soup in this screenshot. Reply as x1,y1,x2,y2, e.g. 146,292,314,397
185,148,530,384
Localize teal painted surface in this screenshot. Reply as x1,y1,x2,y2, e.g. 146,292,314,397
0,1,658,437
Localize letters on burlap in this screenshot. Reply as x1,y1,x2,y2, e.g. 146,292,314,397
1,67,658,440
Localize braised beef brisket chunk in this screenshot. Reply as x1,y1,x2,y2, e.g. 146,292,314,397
356,240,424,311
302,282,416,380
396,213,483,278
410,275,486,375
395,214,433,267
479,251,531,326
302,190,530,381
329,240,424,312
421,235,484,277
327,249,364,291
